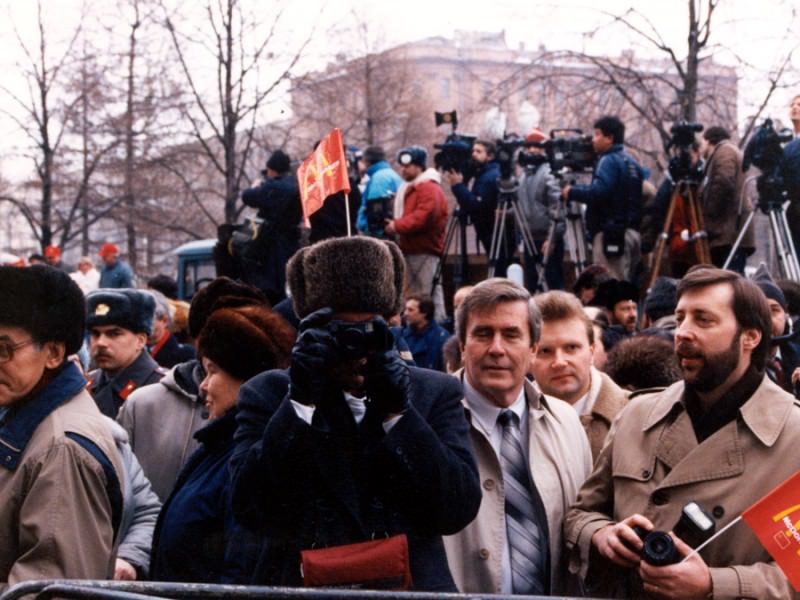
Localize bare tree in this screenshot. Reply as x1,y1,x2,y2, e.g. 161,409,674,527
164,0,316,224
0,2,83,249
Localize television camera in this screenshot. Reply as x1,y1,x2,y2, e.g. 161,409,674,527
666,121,704,183
433,133,477,176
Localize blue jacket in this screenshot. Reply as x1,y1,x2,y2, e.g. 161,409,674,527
783,138,800,202
150,409,260,583
99,259,134,289
229,367,482,591
401,321,449,372
357,161,403,233
451,161,500,250
568,144,643,237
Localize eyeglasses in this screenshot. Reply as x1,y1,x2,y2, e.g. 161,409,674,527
0,339,35,364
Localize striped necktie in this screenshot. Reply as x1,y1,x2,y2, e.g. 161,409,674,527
498,409,546,595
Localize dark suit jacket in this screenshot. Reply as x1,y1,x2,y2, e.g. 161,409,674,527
230,367,481,591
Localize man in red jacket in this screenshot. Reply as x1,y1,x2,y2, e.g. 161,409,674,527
385,146,449,321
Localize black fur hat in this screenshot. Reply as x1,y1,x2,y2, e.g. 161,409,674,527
595,279,639,311
86,289,156,335
0,265,85,356
287,237,405,319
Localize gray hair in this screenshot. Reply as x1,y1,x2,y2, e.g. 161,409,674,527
148,289,173,328
455,278,541,347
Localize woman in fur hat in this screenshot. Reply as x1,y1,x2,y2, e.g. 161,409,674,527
150,304,295,583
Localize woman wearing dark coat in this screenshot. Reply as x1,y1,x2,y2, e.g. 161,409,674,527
149,305,295,583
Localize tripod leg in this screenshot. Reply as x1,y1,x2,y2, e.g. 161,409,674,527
487,203,506,278
685,187,711,264
722,210,756,271
776,208,800,280
510,201,547,292
647,187,679,291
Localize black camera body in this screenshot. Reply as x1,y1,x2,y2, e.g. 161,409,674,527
631,502,715,566
530,129,595,173
364,193,394,238
744,118,794,211
434,133,476,175
327,320,392,360
669,121,704,149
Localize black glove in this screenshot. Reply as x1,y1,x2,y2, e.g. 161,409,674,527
288,307,336,406
363,318,410,416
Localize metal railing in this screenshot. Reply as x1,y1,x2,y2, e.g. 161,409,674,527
0,580,593,600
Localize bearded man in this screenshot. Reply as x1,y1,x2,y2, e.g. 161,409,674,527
564,266,800,599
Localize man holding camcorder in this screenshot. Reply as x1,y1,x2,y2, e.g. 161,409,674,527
562,116,643,282
229,236,481,591
564,267,800,599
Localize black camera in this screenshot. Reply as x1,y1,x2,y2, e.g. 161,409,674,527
530,129,595,173
494,134,527,181
364,193,394,238
327,320,392,360
434,133,476,175
631,502,715,566
518,149,548,170
669,121,704,149
744,118,794,211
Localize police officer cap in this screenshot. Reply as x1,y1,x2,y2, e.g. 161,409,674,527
86,289,156,335
397,145,427,168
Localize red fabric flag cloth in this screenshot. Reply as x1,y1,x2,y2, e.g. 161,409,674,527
742,469,800,591
296,128,351,223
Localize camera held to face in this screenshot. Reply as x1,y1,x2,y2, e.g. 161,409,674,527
631,502,716,566
327,319,393,360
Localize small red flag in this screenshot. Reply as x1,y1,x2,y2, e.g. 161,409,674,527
742,469,800,591
296,128,351,223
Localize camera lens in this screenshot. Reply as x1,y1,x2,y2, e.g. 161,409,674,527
642,531,679,566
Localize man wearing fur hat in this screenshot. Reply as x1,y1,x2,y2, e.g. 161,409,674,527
385,145,449,321
0,265,123,587
87,289,165,418
230,236,481,591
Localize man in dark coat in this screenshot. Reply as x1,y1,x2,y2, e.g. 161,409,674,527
230,236,482,591
240,149,303,305
87,289,164,418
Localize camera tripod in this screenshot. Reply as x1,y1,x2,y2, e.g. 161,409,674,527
487,178,544,289
725,199,800,281
562,198,590,279
431,209,471,296
647,179,711,290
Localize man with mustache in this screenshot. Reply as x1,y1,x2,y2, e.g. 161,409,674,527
87,289,164,418
564,266,800,599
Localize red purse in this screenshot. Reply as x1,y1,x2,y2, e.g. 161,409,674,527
300,534,413,590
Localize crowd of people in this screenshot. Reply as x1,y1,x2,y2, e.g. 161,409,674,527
0,98,799,599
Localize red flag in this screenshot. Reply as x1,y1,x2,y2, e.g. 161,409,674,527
296,128,351,223
742,469,800,591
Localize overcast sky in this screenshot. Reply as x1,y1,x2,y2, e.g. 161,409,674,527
1,0,798,166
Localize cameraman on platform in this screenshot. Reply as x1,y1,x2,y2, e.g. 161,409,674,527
562,116,643,282
445,140,510,277
518,128,565,291
783,94,800,253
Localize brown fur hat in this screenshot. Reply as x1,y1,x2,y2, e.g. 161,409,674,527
287,237,405,319
197,305,295,382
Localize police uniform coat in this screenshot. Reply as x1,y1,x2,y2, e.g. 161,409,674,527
564,375,800,599
0,362,123,589
443,378,592,595
90,350,164,419
229,366,482,591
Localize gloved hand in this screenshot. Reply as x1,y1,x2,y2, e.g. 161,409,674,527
288,307,336,406
363,317,410,416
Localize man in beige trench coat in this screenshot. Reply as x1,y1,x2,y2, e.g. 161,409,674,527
565,266,800,599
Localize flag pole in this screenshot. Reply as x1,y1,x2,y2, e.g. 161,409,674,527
680,516,742,563
344,193,352,237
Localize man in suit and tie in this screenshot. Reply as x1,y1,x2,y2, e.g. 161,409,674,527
443,278,592,595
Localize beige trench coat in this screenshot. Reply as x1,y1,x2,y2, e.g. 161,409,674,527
444,378,592,595
564,376,800,599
